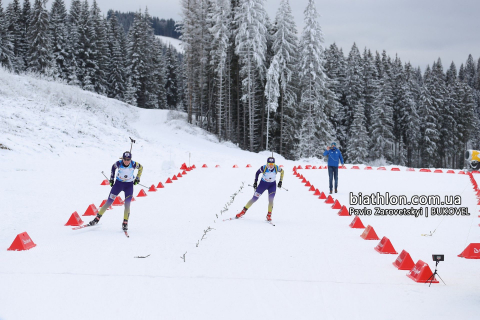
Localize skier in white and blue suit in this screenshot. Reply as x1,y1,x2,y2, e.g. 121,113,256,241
236,157,284,221
323,142,344,194
88,151,143,231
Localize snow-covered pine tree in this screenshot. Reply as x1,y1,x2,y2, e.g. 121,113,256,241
49,0,69,80
265,54,280,150
362,48,377,137
179,0,198,123
76,0,96,91
344,43,369,163
142,8,160,109
294,0,336,159
235,0,268,152
67,0,81,86
127,10,147,107
370,66,394,162
272,0,298,156
402,62,421,167
90,0,108,95
152,39,167,108
0,0,14,70
431,59,452,167
165,44,179,109
209,0,231,140
106,11,126,100
18,0,31,71
5,0,23,72
458,63,465,82
419,65,440,167
391,55,406,162
325,43,346,147
27,0,50,74
123,76,137,106
464,54,476,88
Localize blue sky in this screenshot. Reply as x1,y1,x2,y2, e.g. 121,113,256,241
7,0,480,71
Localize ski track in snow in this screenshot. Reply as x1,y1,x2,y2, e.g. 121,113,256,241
1,71,480,319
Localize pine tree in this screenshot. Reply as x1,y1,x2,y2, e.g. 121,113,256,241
127,10,146,106
90,0,108,94
235,0,268,151
344,43,368,162
272,0,298,156
294,0,336,158
209,0,231,139
5,0,23,72
142,8,160,109
325,43,346,147
179,0,198,123
362,48,377,136
76,0,96,91
370,68,394,161
106,11,126,100
27,0,50,74
464,54,476,88
49,0,69,79
431,59,451,167
18,0,31,71
123,76,137,106
419,66,440,167
402,62,421,167
0,0,14,70
152,39,167,108
67,0,82,85
265,55,280,149
165,44,179,109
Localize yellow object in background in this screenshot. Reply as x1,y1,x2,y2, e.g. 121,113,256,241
465,150,480,162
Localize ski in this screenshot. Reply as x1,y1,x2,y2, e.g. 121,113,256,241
72,224,95,230
223,216,275,226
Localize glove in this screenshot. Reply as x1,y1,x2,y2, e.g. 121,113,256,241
109,179,114,187
134,178,140,186
278,181,282,188
253,181,257,189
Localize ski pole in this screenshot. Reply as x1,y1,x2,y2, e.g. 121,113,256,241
129,137,136,153
281,187,289,191
138,183,150,189
101,171,109,180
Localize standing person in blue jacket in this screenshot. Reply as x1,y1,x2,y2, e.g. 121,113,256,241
323,142,344,194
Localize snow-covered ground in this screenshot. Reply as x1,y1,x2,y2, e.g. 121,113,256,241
1,70,479,319
156,35,183,53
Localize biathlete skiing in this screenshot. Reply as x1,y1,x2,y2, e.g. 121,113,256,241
88,151,143,231
236,157,284,222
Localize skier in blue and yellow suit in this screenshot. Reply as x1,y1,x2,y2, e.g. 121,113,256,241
88,151,143,231
236,157,284,221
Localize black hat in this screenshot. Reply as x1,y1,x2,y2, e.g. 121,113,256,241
267,157,275,163
122,151,132,160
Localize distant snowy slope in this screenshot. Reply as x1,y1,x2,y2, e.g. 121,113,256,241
156,35,183,53
0,68,138,156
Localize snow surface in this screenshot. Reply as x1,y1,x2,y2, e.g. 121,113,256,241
156,35,184,53
1,69,480,319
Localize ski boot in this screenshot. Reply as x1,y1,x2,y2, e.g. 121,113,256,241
335,188,338,193
122,219,128,231
88,214,101,226
266,212,272,221
329,189,333,194
236,208,247,219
